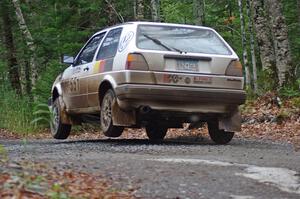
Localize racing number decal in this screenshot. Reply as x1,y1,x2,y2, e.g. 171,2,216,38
68,77,79,93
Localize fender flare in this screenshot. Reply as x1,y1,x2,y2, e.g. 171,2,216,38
102,74,118,89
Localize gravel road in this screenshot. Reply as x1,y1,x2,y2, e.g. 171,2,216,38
1,136,300,199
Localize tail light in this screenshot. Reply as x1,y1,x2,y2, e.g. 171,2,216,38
126,53,149,70
225,60,243,77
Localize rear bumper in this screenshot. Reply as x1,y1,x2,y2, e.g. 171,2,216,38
115,84,246,113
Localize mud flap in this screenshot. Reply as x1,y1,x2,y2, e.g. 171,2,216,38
219,108,242,132
112,99,136,126
58,97,73,125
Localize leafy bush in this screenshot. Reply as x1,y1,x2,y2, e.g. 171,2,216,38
31,103,52,127
279,79,300,98
257,69,277,94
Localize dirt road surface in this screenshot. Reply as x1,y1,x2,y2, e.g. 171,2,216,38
1,136,300,199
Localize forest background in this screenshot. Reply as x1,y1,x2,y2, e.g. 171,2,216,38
0,0,299,134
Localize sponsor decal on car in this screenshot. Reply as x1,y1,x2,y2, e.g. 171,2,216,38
194,76,212,84
93,59,114,73
118,31,134,52
93,60,106,73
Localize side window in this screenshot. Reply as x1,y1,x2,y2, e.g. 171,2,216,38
74,33,105,66
97,28,122,60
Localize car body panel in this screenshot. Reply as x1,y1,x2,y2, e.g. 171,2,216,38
51,22,246,131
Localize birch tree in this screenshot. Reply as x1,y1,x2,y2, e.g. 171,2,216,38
246,0,258,92
136,0,144,20
11,0,38,92
151,0,160,22
252,0,276,72
193,0,205,25
1,0,21,94
238,0,251,87
265,0,293,86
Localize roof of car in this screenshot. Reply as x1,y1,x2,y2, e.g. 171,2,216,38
94,21,212,35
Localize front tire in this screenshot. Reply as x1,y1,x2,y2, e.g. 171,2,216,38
207,120,234,145
145,123,168,141
50,97,71,139
100,89,124,137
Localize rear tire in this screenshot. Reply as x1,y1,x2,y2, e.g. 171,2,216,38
50,97,71,139
145,123,168,141
100,89,124,137
207,120,234,145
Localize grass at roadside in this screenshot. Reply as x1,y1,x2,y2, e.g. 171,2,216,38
0,86,36,135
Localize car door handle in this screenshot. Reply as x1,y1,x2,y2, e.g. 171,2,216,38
83,67,89,71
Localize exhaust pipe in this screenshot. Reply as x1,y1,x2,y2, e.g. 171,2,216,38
139,106,152,114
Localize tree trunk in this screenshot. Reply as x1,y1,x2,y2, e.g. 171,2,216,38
193,0,205,25
136,0,144,20
133,0,137,20
238,0,251,88
105,0,116,25
228,0,234,36
265,0,293,86
252,0,276,73
105,0,123,25
246,0,258,92
1,0,21,94
11,0,38,92
298,0,300,29
150,0,160,22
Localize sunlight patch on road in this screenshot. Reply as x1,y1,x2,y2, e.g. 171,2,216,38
236,166,300,194
148,158,235,166
148,158,300,195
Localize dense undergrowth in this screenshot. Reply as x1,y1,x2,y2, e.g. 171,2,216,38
0,84,36,134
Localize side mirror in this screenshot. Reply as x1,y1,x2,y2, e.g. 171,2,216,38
61,55,74,64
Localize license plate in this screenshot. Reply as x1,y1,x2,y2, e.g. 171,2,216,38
176,60,199,72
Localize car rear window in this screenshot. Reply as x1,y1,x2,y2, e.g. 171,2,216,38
137,25,232,55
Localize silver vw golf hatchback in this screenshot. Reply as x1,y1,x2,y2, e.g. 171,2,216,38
50,22,246,144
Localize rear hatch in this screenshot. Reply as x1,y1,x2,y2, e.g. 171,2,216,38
135,24,243,90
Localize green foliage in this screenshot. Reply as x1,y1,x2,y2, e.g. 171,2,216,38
34,60,65,103
279,79,300,98
257,69,278,93
283,0,300,64
291,97,300,108
31,103,52,127
0,84,36,134
161,0,194,24
0,144,8,163
48,183,69,199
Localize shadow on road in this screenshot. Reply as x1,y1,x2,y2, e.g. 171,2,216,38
51,136,217,146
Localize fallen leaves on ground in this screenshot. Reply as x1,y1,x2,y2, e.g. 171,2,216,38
0,161,135,199
240,92,300,149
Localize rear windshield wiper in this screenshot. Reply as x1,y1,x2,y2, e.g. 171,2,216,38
143,34,184,53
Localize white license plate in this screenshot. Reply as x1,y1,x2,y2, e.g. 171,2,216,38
176,60,199,72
